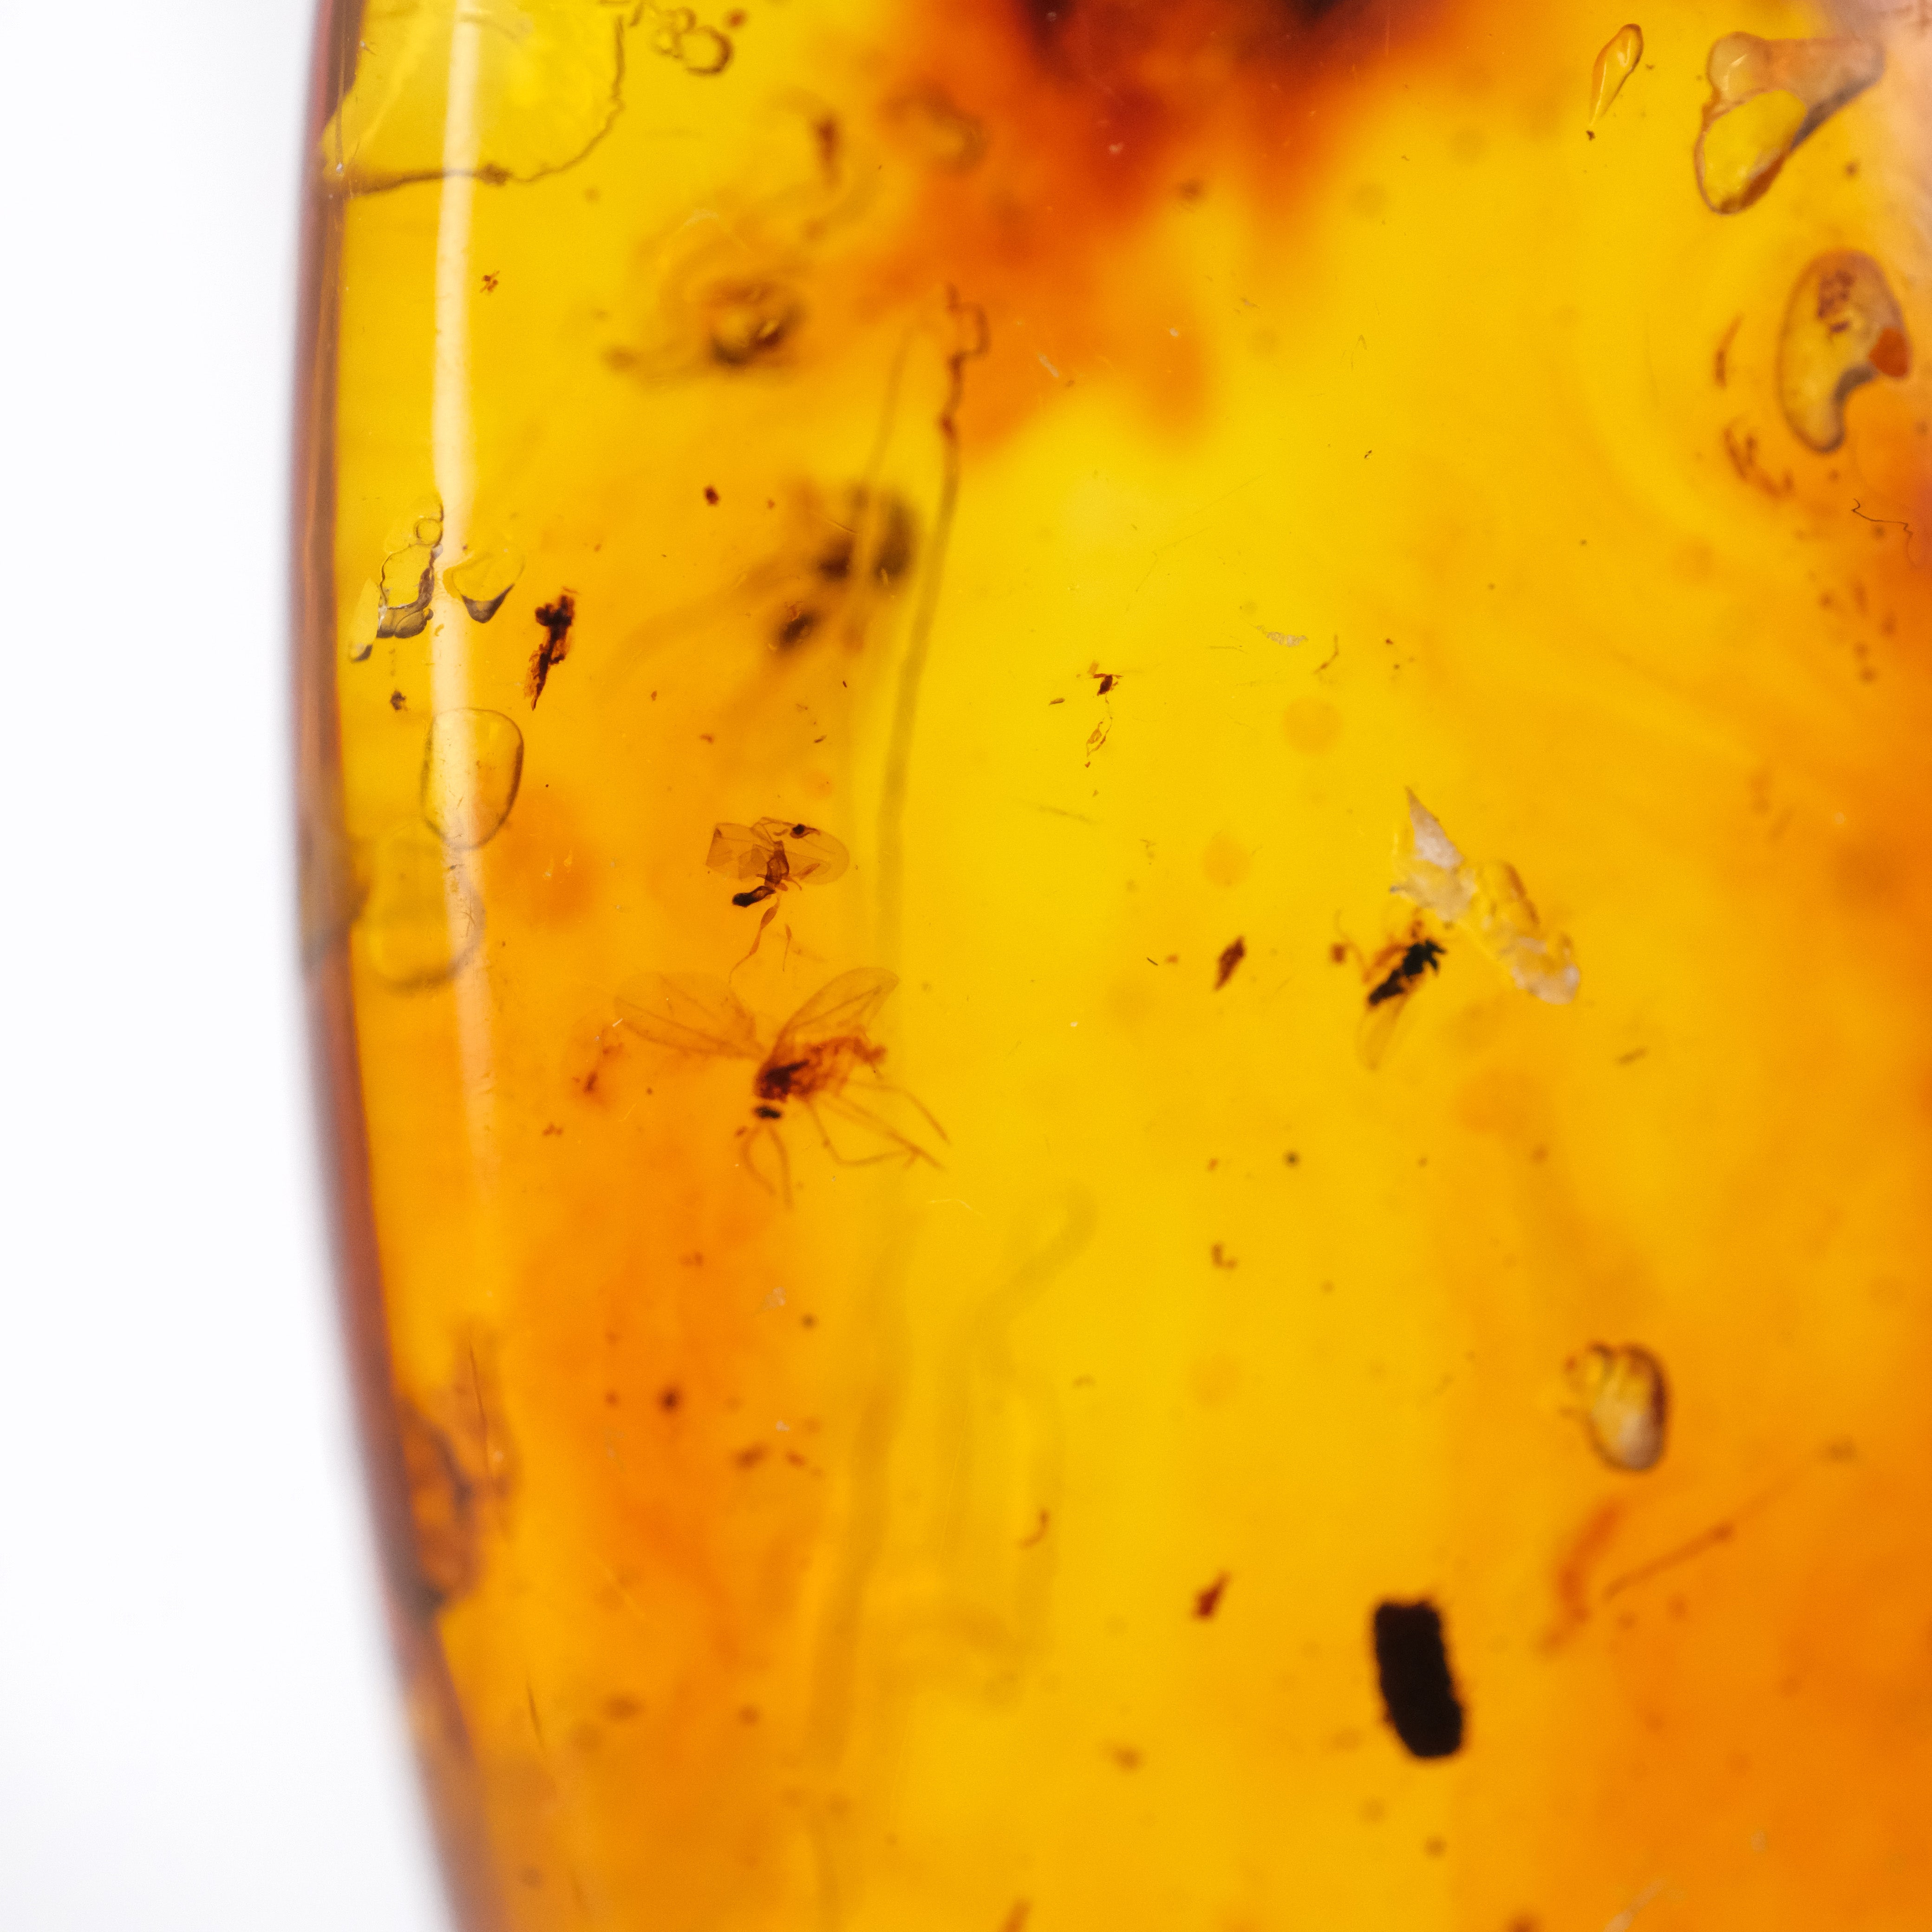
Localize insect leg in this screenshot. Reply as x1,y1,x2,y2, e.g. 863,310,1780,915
818,1094,941,1169
852,1074,949,1144
730,899,785,973
737,1117,792,1205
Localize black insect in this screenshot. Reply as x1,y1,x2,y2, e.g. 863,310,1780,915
1338,922,1449,1067
1366,937,1444,1007
1371,1599,1465,1760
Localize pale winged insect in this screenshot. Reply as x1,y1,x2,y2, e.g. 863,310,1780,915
1335,918,1448,1069
708,817,849,906
615,966,943,1199
706,816,850,958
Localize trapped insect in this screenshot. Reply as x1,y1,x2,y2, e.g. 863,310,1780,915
706,817,850,959
707,818,850,907
615,966,943,1198
1333,920,1447,1068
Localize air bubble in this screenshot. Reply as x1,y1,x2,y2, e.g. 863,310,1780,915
1778,250,1910,454
376,501,444,640
644,6,732,76
883,86,988,173
1694,33,1883,214
398,1400,478,1606
421,709,526,851
377,547,437,640
322,4,627,194
1568,1343,1668,1472
1589,24,1643,127
361,822,483,988
345,579,381,663
442,542,524,623
705,280,803,367
679,26,732,75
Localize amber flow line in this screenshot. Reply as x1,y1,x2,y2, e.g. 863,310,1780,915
875,293,987,965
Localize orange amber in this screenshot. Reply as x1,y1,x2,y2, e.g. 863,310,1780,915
296,1,1932,1926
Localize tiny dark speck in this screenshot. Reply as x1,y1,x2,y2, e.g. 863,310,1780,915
388,689,406,710
659,1385,681,1411
1214,935,1246,989
704,486,719,504
1194,1572,1230,1619
1372,1599,1464,1759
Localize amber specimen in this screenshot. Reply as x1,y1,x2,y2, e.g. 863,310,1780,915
296,0,1932,1927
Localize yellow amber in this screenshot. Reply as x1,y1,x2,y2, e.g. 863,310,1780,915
296,0,1932,1926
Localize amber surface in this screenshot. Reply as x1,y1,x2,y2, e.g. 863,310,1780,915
296,1,1932,1926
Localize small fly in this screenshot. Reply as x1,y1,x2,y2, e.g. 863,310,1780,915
706,817,850,958
616,966,943,1199
1335,921,1446,1067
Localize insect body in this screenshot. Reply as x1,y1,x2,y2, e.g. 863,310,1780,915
1336,921,1448,1068
616,966,942,1198
707,816,850,963
1366,937,1444,1007
707,817,850,907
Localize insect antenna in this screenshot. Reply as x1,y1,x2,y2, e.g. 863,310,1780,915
738,1115,793,1204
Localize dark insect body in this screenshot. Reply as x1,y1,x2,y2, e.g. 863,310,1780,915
1339,922,1449,1067
527,592,577,706
1366,937,1444,1006
1371,1599,1465,1760
706,817,852,959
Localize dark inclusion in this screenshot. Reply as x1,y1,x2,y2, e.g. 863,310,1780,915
1018,0,1362,39
706,281,803,367
1371,1599,1465,1759
1366,938,1443,1007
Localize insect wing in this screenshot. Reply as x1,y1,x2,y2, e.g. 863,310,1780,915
770,967,897,1059
778,824,849,888
1356,984,1417,1070
706,822,777,885
616,973,759,1057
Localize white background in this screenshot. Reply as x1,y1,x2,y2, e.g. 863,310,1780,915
0,4,448,1925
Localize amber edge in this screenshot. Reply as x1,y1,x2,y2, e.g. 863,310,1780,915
291,7,508,1925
